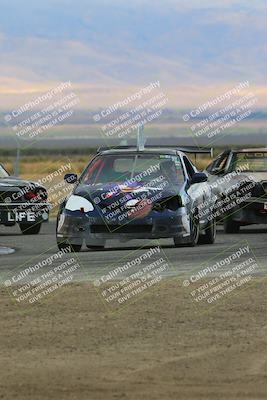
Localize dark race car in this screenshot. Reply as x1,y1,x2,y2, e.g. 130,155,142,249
56,146,216,252
205,148,267,233
0,163,50,234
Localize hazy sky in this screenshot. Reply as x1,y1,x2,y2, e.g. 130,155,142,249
1,0,267,108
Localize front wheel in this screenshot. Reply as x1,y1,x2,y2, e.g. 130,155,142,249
199,218,216,244
19,223,42,235
174,215,200,247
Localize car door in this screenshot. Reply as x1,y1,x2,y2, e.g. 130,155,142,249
182,155,212,227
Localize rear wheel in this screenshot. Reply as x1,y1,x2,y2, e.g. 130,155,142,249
19,223,41,235
224,218,240,233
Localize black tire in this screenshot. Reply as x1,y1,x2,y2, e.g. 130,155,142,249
224,218,240,233
174,214,200,247
57,241,82,253
19,223,41,235
199,218,216,244
4,222,16,227
86,245,105,251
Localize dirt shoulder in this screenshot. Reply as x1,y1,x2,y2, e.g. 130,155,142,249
1,279,267,400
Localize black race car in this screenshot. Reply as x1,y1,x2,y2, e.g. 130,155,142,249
56,146,216,252
0,163,50,234
205,148,267,233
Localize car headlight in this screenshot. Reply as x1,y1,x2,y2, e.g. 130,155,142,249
65,195,94,212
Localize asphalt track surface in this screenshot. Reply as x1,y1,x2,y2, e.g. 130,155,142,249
0,221,267,286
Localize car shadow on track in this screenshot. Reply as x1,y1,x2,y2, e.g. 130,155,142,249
82,242,214,253
0,233,22,237
229,228,267,234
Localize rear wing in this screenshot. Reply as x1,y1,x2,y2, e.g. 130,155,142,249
176,146,213,157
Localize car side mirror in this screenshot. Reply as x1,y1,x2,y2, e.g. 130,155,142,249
64,173,78,184
191,172,208,184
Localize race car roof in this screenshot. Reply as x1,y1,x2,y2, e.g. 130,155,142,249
99,147,178,155
97,146,212,156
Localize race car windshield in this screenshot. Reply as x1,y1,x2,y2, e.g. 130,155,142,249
233,152,267,172
81,154,185,186
0,164,9,178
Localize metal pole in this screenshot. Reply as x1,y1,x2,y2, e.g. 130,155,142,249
14,143,20,176
137,124,145,151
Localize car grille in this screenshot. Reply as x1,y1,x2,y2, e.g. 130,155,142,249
91,224,153,234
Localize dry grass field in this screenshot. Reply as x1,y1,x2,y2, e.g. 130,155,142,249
1,278,267,400
2,155,90,181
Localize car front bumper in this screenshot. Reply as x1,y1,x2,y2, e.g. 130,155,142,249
57,208,192,245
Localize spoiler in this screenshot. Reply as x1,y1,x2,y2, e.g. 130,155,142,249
175,146,213,157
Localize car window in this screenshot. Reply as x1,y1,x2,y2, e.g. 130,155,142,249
113,158,135,173
81,154,185,185
231,152,267,172
158,157,185,186
207,152,228,175
0,164,9,178
206,159,216,173
133,157,162,175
